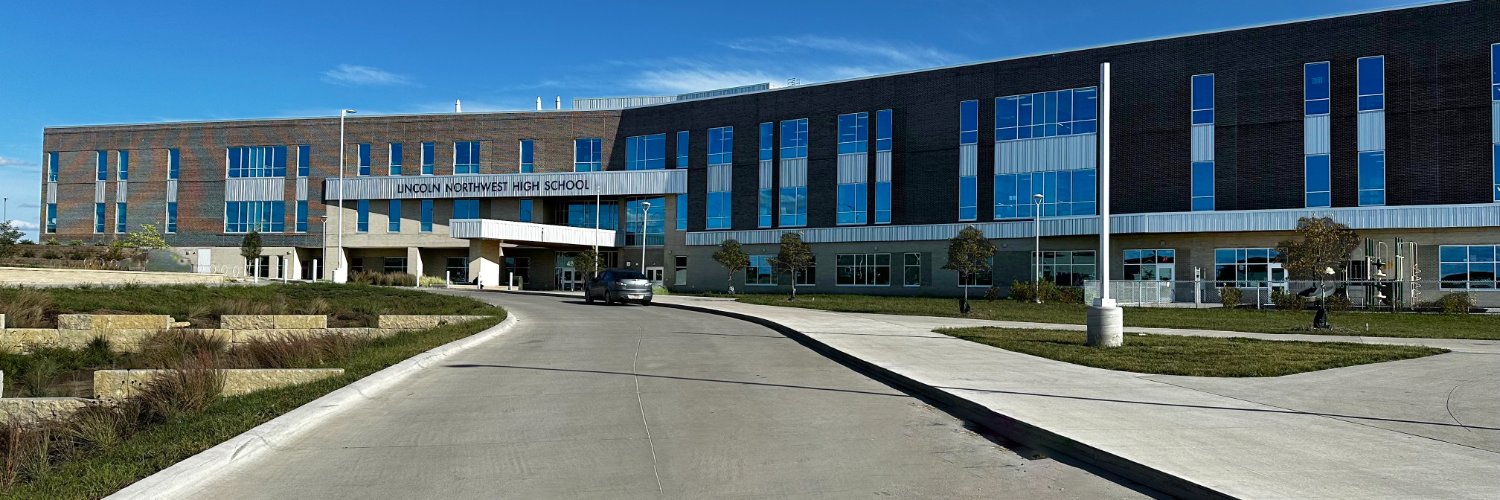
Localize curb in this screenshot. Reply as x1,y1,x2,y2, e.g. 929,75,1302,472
108,314,519,500
650,299,1232,500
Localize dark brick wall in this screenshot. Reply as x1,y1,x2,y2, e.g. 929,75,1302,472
40,0,1500,245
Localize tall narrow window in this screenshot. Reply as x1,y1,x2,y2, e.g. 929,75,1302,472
356,200,369,232
167,201,179,234
758,122,774,228
676,131,689,168
420,200,434,232
117,151,129,181
707,126,733,230
46,151,58,182
626,134,666,170
574,138,602,172
389,143,403,175
1305,62,1332,207
295,145,308,177
294,200,306,233
454,141,481,174
518,199,533,223
875,109,892,224
46,203,58,233
96,151,107,181
357,143,371,176
1491,44,1498,202
836,112,869,225
421,142,435,175
1358,56,1386,206
958,100,978,221
676,194,687,230
387,199,402,232
778,118,808,227
519,139,534,173
115,202,127,232
1191,74,1215,211
94,203,105,233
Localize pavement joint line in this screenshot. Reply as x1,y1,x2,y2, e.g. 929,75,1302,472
106,314,519,500
632,337,666,495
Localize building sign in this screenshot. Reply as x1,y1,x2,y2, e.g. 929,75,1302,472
325,170,686,200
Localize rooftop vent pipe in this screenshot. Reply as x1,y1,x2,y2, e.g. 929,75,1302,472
455,100,462,113
555,96,561,110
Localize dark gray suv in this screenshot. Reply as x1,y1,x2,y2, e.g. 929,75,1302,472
584,269,653,305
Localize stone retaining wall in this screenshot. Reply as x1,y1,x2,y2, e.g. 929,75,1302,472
220,315,328,330
378,315,490,329
1,314,487,353
0,398,92,423
93,368,345,400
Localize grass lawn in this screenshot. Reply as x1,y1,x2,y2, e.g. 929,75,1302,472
732,294,1500,340
0,289,504,499
940,327,1447,377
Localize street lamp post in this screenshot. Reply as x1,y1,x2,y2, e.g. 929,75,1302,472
1087,62,1123,348
640,201,651,276
1033,193,1044,304
593,184,600,277
317,214,329,282
333,109,356,283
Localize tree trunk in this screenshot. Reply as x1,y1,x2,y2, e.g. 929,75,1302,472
789,271,798,301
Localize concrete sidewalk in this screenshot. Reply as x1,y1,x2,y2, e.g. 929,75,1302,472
516,290,1500,498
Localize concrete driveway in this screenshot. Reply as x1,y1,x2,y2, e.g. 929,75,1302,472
184,291,1148,499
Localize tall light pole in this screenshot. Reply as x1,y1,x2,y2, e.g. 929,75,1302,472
333,109,356,283
593,184,601,276
640,201,651,276
1033,193,1044,304
1087,62,1123,347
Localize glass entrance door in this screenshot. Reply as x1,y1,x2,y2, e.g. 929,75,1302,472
557,269,582,291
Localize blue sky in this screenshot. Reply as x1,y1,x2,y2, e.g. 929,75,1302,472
0,0,1416,241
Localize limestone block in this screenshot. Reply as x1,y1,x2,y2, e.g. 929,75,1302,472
2,329,62,351
92,315,173,330
0,398,92,424
0,313,6,330
221,315,275,330
57,314,92,330
92,370,137,400
272,315,328,330
377,315,488,329
94,368,345,400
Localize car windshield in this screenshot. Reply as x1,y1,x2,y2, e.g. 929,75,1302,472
613,271,647,280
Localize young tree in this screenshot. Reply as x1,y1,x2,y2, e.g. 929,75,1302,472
240,230,262,282
712,238,749,293
571,248,600,281
771,232,814,301
1275,217,1360,280
942,226,996,313
0,220,23,258
123,223,170,249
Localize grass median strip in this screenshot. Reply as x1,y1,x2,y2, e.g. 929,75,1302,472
939,327,1447,377
732,294,1500,340
0,306,503,499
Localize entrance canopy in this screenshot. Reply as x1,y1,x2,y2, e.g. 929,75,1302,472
450,219,616,248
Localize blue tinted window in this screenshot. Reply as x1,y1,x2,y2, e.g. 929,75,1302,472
1492,44,1500,100
387,200,401,232
421,142,435,175
1191,74,1214,125
519,139,534,173
420,200,433,232
226,146,288,178
454,141,481,174
389,143,403,175
959,100,978,144
676,194,686,230
167,201,179,233
779,119,808,159
958,176,977,221
518,199,533,223
1493,144,1499,202
95,202,105,232
778,186,807,227
1191,161,1214,211
1359,151,1386,205
357,144,371,176
875,181,891,224
707,191,732,230
1358,56,1384,111
626,133,667,170
758,187,774,228
46,203,58,233
676,131,689,168
625,197,665,246
453,199,480,219
565,202,618,231
574,138,602,172
96,151,107,180
222,201,284,233
47,151,59,182
837,112,868,155
837,182,867,225
708,127,733,165
115,202,127,232
1305,154,1331,208
758,122,773,161
294,201,306,233
295,145,307,177
996,88,1097,141
1305,62,1331,115
356,200,370,232
876,109,893,152
117,151,129,180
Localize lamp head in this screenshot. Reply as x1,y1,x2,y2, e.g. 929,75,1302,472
1032,193,1044,201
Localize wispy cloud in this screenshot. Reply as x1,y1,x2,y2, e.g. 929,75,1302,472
0,156,36,169
725,35,964,69
321,64,412,87
5,219,39,231
628,67,783,95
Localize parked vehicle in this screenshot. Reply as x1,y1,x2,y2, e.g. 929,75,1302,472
585,269,653,305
